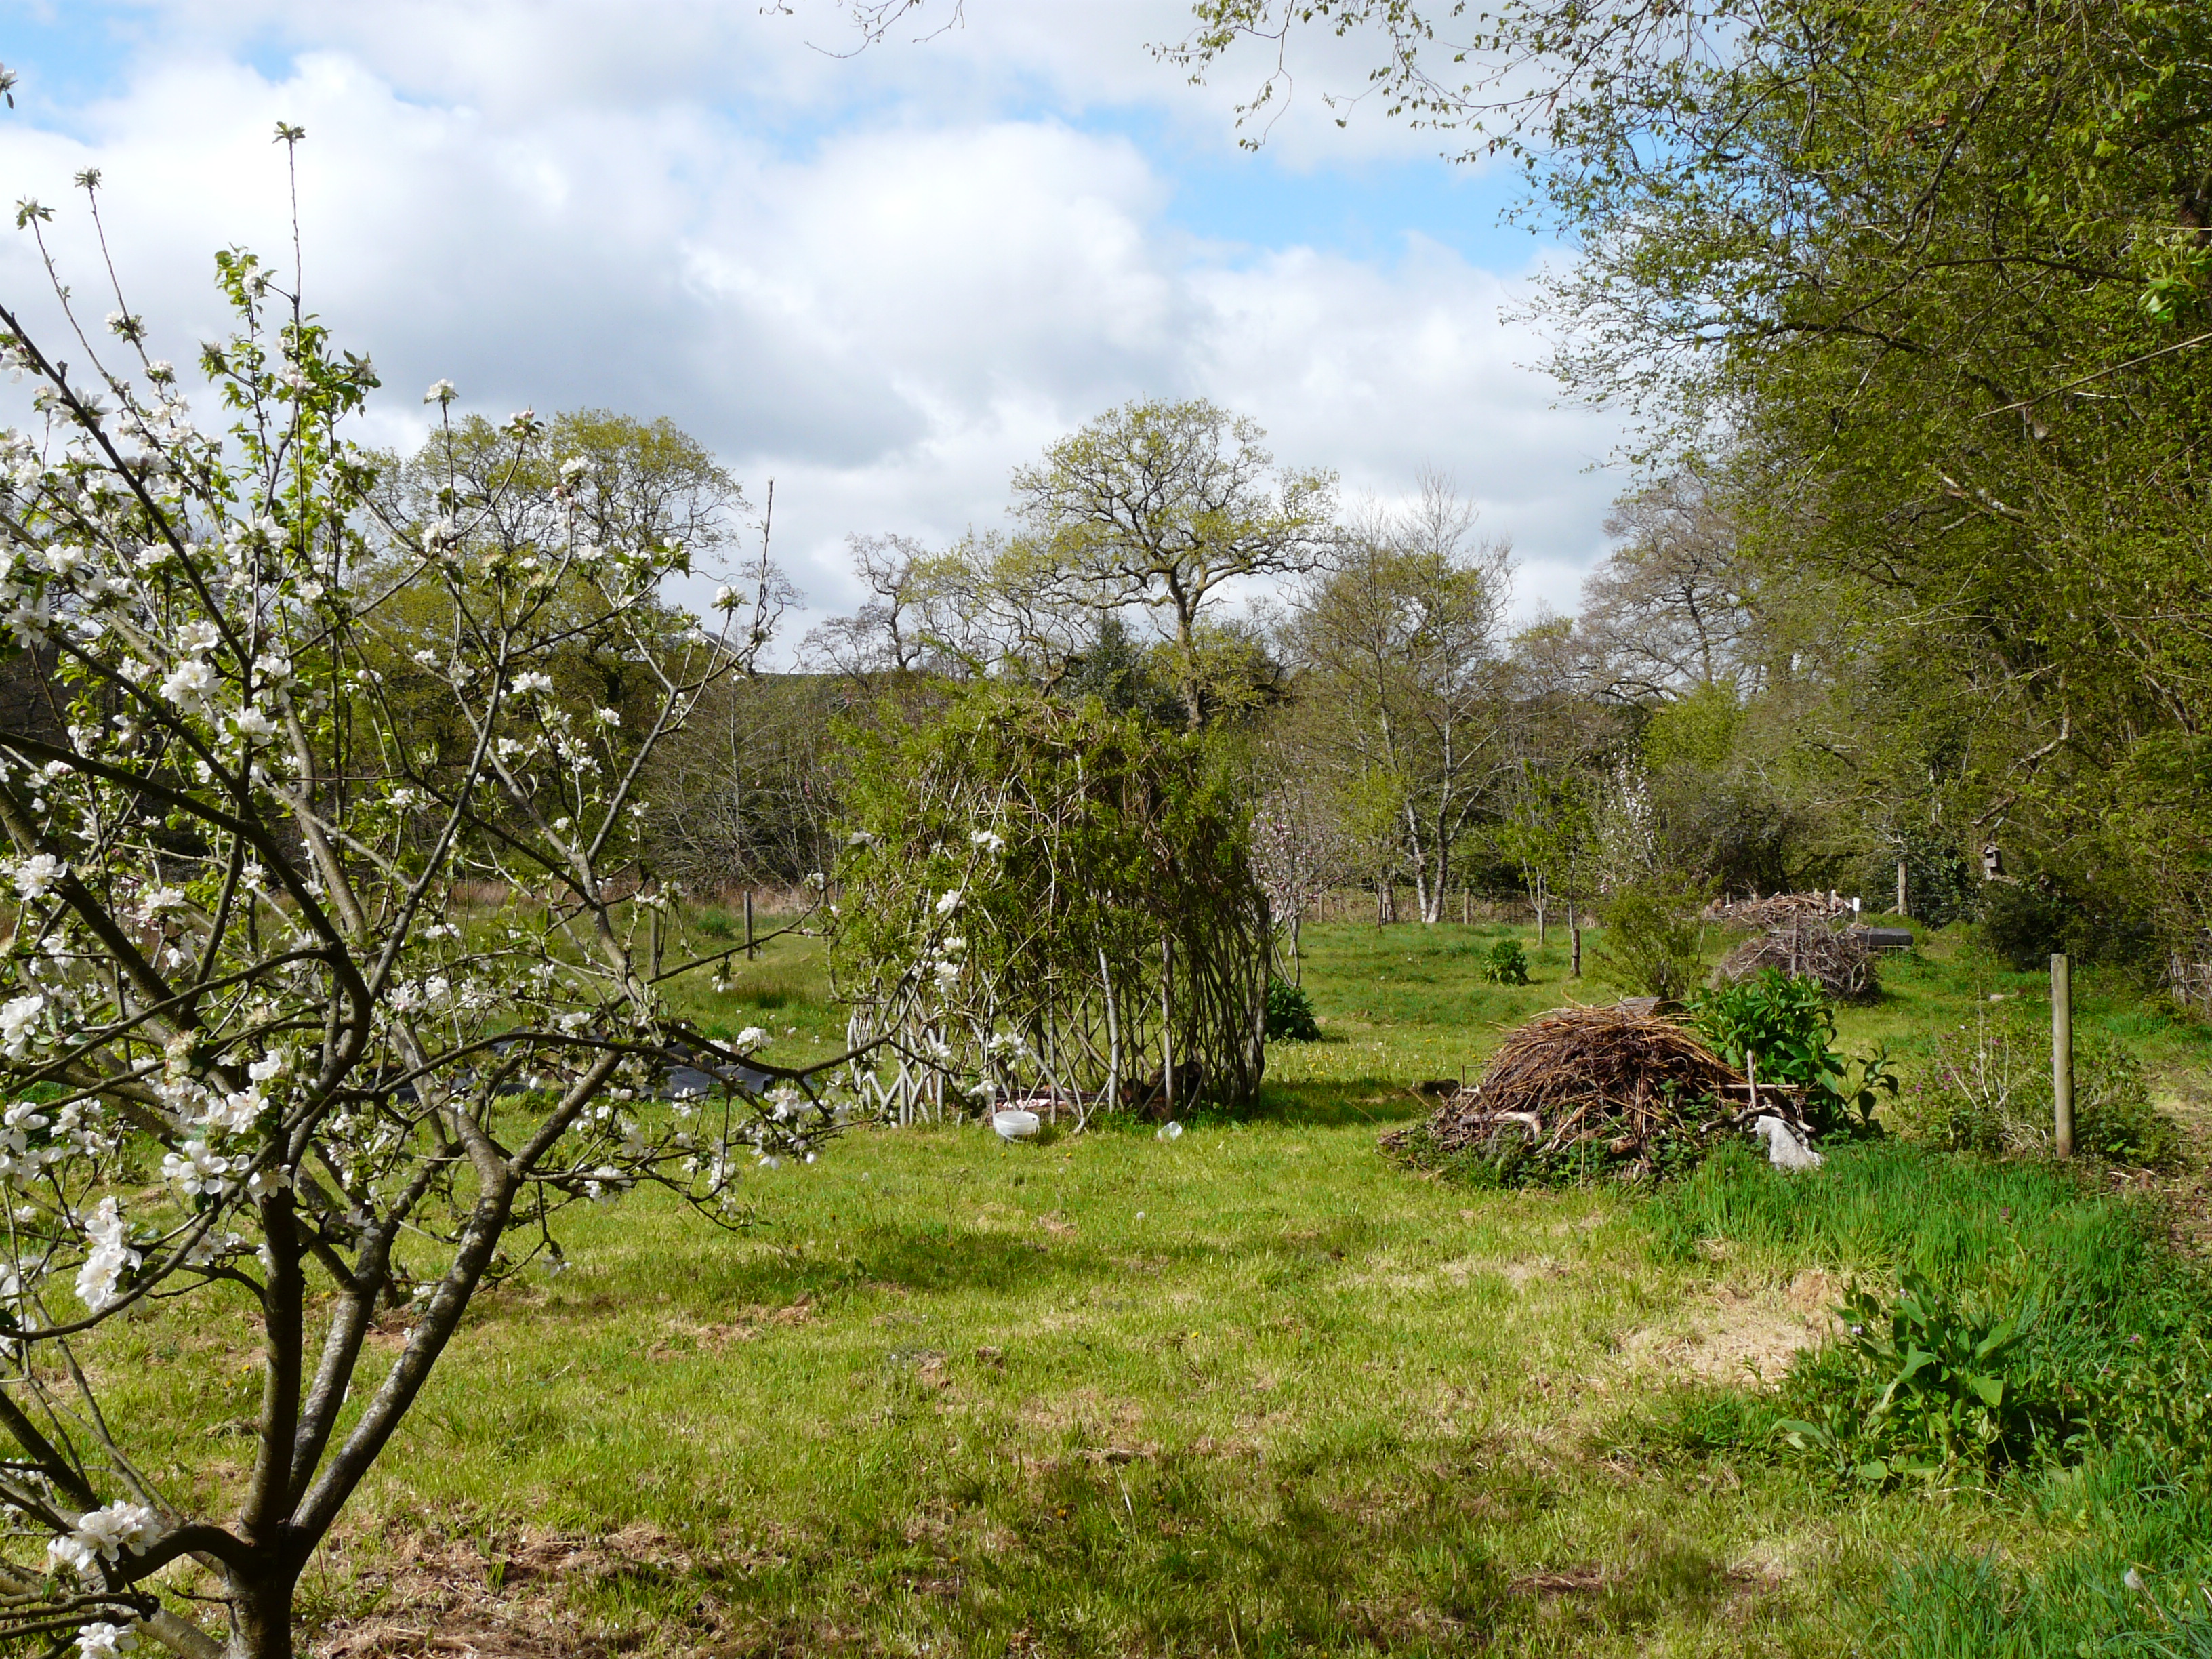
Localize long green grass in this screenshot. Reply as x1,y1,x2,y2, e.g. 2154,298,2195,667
87,918,2212,1655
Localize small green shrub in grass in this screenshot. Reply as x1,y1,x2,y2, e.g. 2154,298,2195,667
1481,938,1530,985
1685,968,1897,1137
1593,883,1706,1000
1265,978,1322,1041
1776,1273,2088,1487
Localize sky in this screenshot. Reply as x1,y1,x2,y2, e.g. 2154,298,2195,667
0,0,1627,652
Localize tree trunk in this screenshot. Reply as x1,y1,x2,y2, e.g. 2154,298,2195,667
226,1562,300,1659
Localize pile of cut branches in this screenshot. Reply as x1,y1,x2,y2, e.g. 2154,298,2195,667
1387,1004,1763,1183
1711,920,1879,1002
1704,890,1854,930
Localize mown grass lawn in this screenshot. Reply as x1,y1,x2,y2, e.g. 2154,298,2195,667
104,921,2212,1656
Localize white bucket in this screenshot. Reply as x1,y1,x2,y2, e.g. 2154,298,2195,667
991,1109,1042,1141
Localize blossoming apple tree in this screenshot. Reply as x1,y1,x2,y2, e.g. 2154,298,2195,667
0,160,853,1658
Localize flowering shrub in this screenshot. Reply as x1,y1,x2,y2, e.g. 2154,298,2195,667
0,160,853,1658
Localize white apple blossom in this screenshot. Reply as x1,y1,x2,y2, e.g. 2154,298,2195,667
77,1622,137,1658
228,706,279,744
162,1141,239,1199
136,887,187,919
158,659,216,706
48,1500,159,1580
9,853,64,899
73,1198,139,1313
0,995,43,1058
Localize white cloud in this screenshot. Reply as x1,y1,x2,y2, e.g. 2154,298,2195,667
0,1,1624,644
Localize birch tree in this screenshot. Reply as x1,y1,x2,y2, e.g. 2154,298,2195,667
1283,476,1513,924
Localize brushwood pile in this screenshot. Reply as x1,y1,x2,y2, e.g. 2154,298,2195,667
1387,1004,1815,1183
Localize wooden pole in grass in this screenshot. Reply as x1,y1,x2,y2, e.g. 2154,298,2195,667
744,890,755,960
2052,951,2074,1158
1161,937,1176,1118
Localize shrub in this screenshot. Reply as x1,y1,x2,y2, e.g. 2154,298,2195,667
1685,969,1896,1136
1265,978,1322,1041
1776,1273,2087,1487
1898,1011,2179,1166
1977,880,2071,970
1481,938,1530,985
1594,884,1706,1000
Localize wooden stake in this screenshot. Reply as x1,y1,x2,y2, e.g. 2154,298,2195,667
1099,946,1118,1128
744,890,755,960
1162,937,1176,1116
1896,859,1908,918
2052,951,2074,1158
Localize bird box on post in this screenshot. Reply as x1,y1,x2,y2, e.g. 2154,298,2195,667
1982,843,2005,881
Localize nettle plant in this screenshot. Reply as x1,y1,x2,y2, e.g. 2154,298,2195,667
0,164,850,1658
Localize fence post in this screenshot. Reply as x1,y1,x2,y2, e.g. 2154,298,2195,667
1896,859,1908,918
1161,937,1175,1117
744,890,755,960
2052,951,2074,1158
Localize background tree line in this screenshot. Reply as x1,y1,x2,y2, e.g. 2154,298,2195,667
348,0,2212,997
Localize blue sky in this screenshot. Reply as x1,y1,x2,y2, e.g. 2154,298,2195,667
0,0,1623,632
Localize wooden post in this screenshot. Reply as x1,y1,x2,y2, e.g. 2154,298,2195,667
1461,888,1470,926
2052,951,2074,1158
1161,937,1175,1116
1570,923,1582,978
1099,946,1118,1128
1536,872,1547,947
744,890,756,960
1896,859,1908,918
